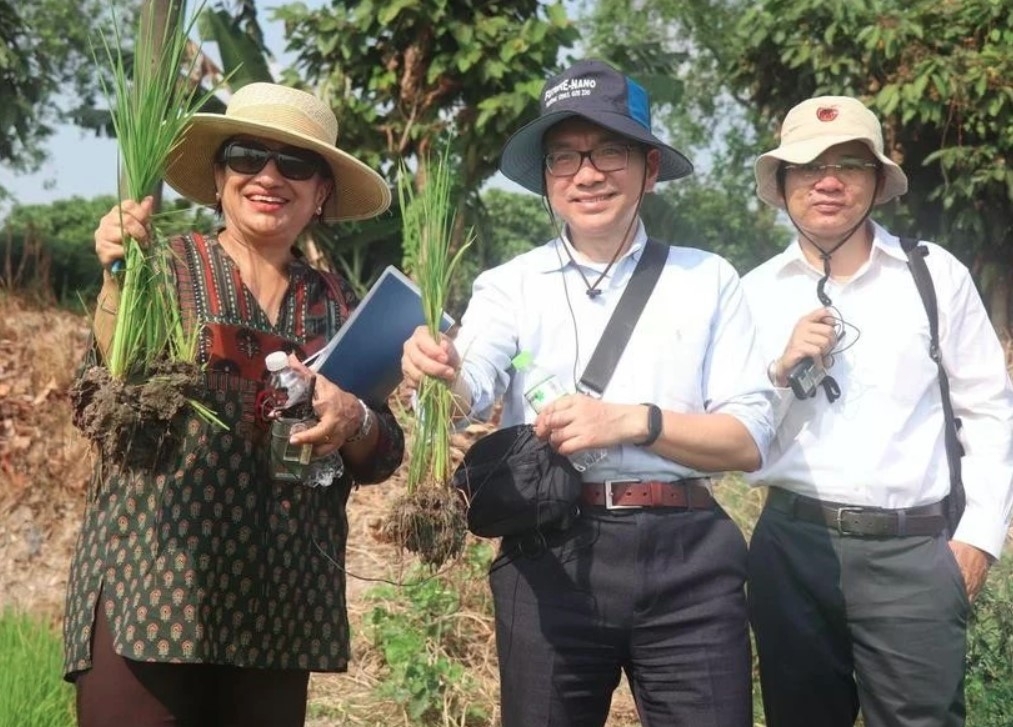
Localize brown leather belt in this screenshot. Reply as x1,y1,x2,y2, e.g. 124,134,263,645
581,478,715,510
767,487,947,537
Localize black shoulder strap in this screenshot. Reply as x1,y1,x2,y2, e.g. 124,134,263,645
900,236,965,534
578,238,668,396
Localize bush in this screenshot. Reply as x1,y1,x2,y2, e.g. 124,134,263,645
0,608,74,727
966,553,1013,726
366,542,496,726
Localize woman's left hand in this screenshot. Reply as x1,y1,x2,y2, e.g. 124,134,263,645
285,356,365,456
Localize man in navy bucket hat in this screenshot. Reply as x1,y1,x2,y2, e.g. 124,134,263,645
499,59,693,192
403,58,774,726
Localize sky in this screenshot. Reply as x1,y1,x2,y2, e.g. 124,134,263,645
0,0,321,209
0,0,540,214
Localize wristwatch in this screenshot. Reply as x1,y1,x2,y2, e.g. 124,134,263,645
345,399,374,443
637,403,663,447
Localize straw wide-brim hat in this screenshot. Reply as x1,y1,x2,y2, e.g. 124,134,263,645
499,59,693,194
754,96,908,209
164,82,391,222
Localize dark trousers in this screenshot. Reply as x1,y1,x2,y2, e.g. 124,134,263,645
75,607,310,727
748,503,968,727
490,507,751,727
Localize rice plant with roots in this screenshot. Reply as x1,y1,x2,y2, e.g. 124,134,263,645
383,147,474,568
71,1,226,471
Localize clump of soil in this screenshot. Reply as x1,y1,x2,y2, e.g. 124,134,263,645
379,488,468,568
69,359,203,471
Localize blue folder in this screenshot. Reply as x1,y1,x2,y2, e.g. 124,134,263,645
305,265,454,405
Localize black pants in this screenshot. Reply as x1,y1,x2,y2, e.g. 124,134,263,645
748,504,968,727
75,607,310,727
490,506,751,727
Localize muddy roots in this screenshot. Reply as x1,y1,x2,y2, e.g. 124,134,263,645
70,360,202,471
380,488,468,568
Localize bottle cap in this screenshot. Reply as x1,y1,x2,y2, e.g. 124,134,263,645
511,351,533,371
265,351,289,372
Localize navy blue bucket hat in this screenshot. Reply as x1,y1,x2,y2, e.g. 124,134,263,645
499,59,693,193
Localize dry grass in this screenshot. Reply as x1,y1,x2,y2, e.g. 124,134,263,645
0,295,93,622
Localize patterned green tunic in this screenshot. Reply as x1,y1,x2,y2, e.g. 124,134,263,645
63,233,404,678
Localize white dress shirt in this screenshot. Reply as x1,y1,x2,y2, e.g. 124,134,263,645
455,223,775,484
742,222,1013,558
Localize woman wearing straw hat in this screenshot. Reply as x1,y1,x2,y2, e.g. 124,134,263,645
741,95,1013,727
64,82,405,726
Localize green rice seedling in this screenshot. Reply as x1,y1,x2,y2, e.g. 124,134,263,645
383,146,473,567
399,148,474,494
0,609,74,727
98,0,220,379
90,2,228,436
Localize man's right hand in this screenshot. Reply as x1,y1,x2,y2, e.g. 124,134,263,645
401,325,462,391
769,307,841,387
94,196,154,269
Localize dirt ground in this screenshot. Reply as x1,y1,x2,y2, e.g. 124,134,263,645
0,294,642,726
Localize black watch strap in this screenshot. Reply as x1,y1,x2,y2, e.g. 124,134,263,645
637,403,663,447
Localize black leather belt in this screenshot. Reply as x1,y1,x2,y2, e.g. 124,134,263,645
582,478,714,510
767,487,947,537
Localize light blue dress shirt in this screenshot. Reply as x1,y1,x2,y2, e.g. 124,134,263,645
455,223,776,483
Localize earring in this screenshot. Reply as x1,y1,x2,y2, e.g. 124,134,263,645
315,205,323,216
215,191,221,202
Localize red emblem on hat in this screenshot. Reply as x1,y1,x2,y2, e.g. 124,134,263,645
816,106,838,122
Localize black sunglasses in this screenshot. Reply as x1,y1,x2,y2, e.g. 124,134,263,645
216,140,326,181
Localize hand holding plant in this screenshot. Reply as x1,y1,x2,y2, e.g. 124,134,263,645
382,145,474,568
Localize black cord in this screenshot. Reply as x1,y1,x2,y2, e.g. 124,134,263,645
543,162,651,386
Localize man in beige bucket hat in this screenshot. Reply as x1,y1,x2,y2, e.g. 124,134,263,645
741,95,1013,727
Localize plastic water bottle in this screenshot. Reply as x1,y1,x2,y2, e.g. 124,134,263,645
264,351,343,487
265,351,313,415
512,351,607,472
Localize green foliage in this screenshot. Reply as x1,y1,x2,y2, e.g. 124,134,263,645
0,608,74,727
0,0,114,179
644,176,789,274
582,0,1012,329
475,188,553,265
1,196,117,304
580,0,790,274
731,0,1012,324
197,3,274,92
366,543,494,725
223,0,576,303
966,555,1013,727
450,188,554,315
1,196,216,307
274,0,577,192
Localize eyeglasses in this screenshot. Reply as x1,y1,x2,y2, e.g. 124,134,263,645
783,160,879,184
544,144,634,177
216,140,325,181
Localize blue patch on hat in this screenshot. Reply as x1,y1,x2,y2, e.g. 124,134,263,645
625,77,651,131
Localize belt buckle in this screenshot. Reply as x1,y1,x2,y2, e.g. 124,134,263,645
835,506,865,535
604,478,641,510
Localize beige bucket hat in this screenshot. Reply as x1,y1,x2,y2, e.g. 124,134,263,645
164,82,391,222
754,95,908,209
